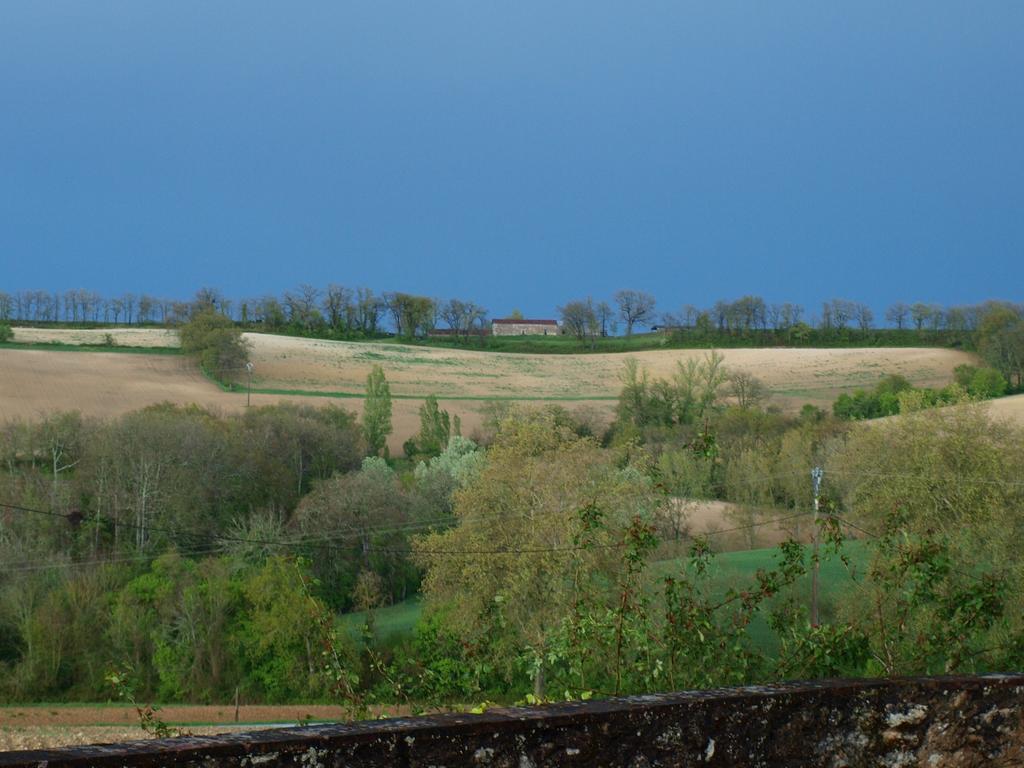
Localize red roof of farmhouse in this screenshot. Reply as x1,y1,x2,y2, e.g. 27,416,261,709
493,318,558,325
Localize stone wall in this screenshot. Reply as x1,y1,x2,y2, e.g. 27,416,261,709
491,322,559,336
2,675,1022,767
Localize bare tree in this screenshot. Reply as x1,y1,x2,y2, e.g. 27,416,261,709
885,302,909,329
855,303,874,331
829,299,856,330
682,304,699,328
194,286,227,314
440,299,487,341
559,298,599,347
138,295,155,324
322,284,353,331
727,371,768,409
123,293,136,325
659,311,682,329
910,302,931,331
596,301,616,337
440,299,466,333
356,288,381,333
109,298,125,324
614,290,657,337
284,284,322,329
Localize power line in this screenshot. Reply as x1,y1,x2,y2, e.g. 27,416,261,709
824,468,1024,489
15,456,1008,575
0,497,818,573
0,499,452,555
826,512,998,586
0,542,231,575
0,466,815,554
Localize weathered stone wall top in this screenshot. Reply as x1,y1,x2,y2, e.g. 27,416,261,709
2,675,1023,767
491,320,559,336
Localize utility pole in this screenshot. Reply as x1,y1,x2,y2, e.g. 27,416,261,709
810,466,824,626
245,361,254,407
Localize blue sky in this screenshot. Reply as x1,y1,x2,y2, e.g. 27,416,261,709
2,2,1022,320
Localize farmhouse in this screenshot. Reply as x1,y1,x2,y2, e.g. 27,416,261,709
492,318,560,336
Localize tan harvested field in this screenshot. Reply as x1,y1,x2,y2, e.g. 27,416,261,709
241,334,976,409
0,349,497,453
984,393,1024,425
0,328,989,447
0,704,401,752
667,498,813,551
11,327,179,347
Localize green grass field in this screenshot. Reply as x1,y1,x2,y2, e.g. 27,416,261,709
0,341,182,355
652,541,869,653
341,597,425,643
381,333,672,355
247,386,617,402
373,328,970,354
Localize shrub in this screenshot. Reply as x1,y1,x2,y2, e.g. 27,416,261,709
0,323,12,342
953,363,978,388
179,310,250,382
969,367,1008,399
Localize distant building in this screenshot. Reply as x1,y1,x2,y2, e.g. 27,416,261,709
492,318,560,336
427,327,491,338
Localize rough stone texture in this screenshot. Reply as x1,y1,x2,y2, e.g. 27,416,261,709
2,675,1022,767
491,320,560,336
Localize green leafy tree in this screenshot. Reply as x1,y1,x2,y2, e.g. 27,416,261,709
845,509,1007,676
977,306,1024,388
293,460,418,609
413,436,484,488
415,410,662,697
408,395,451,458
953,364,978,388
236,557,338,701
615,352,727,431
362,365,392,457
179,309,250,383
0,322,12,342
151,557,238,702
969,367,1008,398
833,404,1024,672
383,292,435,338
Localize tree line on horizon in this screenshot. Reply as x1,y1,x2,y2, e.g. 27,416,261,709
3,286,1023,394
2,285,1021,340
